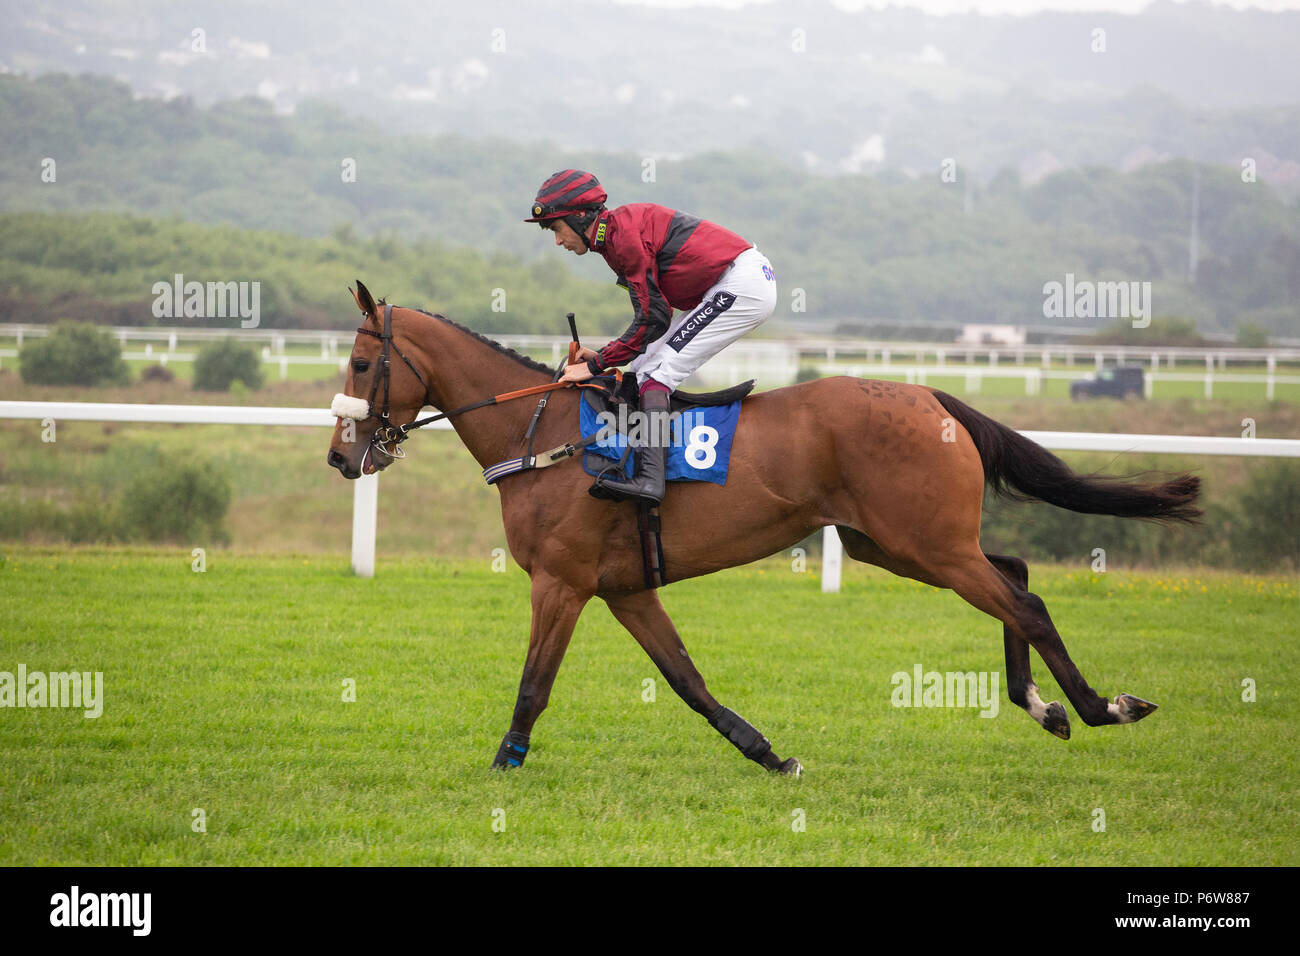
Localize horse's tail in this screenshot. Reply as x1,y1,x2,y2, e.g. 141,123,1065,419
929,389,1202,524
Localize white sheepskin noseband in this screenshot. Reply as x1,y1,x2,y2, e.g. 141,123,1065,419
331,393,371,420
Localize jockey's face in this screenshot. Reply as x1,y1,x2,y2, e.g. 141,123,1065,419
547,218,589,256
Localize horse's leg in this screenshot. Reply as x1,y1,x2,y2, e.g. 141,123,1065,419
935,551,1157,728
984,553,1071,739
603,589,802,775
835,529,1072,737
835,529,1066,735
838,526,1152,728
490,570,590,769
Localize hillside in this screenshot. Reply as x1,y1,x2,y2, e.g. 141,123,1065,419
3,75,1297,333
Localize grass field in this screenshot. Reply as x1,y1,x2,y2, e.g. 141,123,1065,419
1,549,1295,866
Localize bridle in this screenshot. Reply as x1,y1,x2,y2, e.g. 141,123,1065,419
355,303,432,459
345,303,613,465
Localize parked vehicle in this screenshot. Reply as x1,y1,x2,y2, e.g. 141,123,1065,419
1070,365,1145,400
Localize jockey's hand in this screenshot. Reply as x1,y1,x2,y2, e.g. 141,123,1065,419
560,361,595,385
571,346,599,363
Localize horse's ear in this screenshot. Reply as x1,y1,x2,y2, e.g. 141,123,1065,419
353,280,377,318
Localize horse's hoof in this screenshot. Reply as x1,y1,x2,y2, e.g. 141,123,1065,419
1043,701,1071,740
1114,693,1158,723
776,757,803,777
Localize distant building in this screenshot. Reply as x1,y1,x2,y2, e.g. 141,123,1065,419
957,324,1026,346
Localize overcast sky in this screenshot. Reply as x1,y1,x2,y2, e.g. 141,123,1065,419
617,0,1300,14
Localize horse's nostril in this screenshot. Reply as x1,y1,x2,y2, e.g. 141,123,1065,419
327,449,345,468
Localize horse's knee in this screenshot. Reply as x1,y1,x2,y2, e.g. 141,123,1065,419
512,685,550,724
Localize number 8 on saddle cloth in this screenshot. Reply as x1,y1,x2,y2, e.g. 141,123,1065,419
578,386,741,486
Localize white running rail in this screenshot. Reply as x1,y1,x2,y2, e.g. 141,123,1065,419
1,401,1296,586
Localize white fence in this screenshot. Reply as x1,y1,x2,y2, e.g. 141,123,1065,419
825,363,1300,400
0,346,348,383
2,401,1298,588
4,346,1297,394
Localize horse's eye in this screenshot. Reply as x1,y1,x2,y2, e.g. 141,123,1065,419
352,359,370,373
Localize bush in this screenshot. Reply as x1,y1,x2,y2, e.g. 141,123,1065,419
116,453,232,544
1092,316,1204,348
1227,462,1300,572
192,338,264,391
979,492,1199,569
1235,322,1270,348
0,497,120,543
18,321,130,386
139,363,176,383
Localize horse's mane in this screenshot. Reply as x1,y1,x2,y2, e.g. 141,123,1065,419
384,302,555,376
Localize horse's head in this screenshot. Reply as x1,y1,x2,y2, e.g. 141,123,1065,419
326,280,431,479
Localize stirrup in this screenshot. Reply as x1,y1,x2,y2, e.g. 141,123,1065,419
588,469,664,504
588,467,635,501
589,480,663,504
588,449,665,504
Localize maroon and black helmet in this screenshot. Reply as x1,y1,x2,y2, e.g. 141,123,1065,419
525,170,607,229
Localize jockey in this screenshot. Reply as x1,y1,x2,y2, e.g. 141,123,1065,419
525,169,777,505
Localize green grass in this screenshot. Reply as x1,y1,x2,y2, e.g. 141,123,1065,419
0,549,1295,865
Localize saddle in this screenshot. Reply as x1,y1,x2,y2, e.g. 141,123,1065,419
585,376,755,423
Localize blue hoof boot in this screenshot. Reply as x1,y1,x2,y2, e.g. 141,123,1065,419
491,731,530,769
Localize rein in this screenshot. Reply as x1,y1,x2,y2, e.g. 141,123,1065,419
400,379,593,434
352,303,608,465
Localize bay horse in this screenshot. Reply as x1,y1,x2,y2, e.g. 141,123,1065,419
326,281,1200,775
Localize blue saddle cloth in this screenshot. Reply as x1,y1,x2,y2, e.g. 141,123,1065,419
578,394,740,485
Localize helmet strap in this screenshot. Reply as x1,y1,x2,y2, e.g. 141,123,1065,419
564,208,601,249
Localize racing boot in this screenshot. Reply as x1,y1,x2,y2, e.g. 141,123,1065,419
589,387,669,504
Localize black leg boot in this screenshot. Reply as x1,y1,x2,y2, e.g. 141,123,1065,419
589,388,669,504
